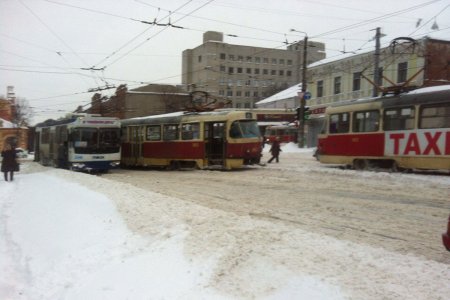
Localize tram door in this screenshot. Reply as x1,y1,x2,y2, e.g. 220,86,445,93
129,126,142,165
204,122,226,166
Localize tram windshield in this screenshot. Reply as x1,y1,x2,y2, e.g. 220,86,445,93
71,127,121,154
229,120,261,138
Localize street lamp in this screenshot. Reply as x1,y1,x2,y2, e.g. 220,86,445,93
290,29,308,148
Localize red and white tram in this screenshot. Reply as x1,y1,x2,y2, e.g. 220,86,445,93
317,86,450,171
120,110,262,170
264,124,298,143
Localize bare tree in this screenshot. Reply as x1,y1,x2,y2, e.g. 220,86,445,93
11,97,33,127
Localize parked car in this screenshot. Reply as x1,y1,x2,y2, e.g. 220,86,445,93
443,215,450,252
15,148,28,158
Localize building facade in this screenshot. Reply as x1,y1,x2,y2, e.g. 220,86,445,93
85,84,192,119
0,90,29,151
306,37,450,106
182,31,325,109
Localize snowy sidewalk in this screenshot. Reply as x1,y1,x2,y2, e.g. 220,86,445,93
1,165,449,299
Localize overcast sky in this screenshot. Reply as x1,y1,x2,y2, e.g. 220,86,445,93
1,0,449,124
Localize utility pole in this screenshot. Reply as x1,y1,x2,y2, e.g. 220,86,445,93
298,35,308,148
372,27,381,97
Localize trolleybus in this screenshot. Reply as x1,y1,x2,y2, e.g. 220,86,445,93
34,114,121,172
120,110,262,170
317,86,450,171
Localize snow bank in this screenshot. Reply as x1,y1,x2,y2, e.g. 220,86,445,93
1,161,449,299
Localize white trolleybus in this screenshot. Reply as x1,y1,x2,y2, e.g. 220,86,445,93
34,114,121,172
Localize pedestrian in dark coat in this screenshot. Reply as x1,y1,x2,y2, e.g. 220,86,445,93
268,137,282,163
1,144,18,181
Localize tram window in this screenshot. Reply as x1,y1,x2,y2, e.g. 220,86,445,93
383,107,415,131
163,124,179,140
181,123,200,140
213,123,225,138
420,103,450,129
230,120,260,138
41,128,50,144
146,125,161,141
329,113,349,134
353,110,379,132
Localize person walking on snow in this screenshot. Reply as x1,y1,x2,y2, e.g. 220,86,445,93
1,144,18,182
268,137,282,163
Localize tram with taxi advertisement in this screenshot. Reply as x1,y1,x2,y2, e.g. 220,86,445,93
317,85,450,171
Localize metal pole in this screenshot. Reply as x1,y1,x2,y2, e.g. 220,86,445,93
372,27,381,97
298,35,308,148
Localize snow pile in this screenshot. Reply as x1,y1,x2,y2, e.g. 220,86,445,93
1,161,449,299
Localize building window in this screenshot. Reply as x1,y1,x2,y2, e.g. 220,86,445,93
263,69,268,75
287,59,293,66
220,53,226,59
237,67,243,74
255,57,261,64
279,59,285,65
334,76,341,95
238,55,244,62
236,91,242,97
271,58,277,64
263,57,269,64
220,65,226,72
279,70,284,76
253,91,258,97
246,68,252,74
236,80,243,86
244,102,251,108
352,72,361,91
287,70,292,77
246,56,252,62
198,55,202,62
397,62,408,83
245,91,250,97
227,90,233,96
219,90,224,95
254,69,260,75
271,70,276,75
236,103,241,108
317,80,324,97
228,67,234,74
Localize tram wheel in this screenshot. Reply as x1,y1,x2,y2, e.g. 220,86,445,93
390,161,405,173
353,159,369,171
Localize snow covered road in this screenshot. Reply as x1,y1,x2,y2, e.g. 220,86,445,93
1,149,450,299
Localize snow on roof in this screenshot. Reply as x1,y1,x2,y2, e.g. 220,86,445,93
256,84,302,105
407,85,450,94
0,117,14,128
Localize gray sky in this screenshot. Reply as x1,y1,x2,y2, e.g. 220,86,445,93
1,0,449,124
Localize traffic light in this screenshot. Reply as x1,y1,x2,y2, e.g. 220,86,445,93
295,107,301,120
296,106,310,120
304,106,310,120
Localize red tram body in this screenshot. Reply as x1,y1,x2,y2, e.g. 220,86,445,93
264,124,298,143
120,110,262,170
317,86,450,171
